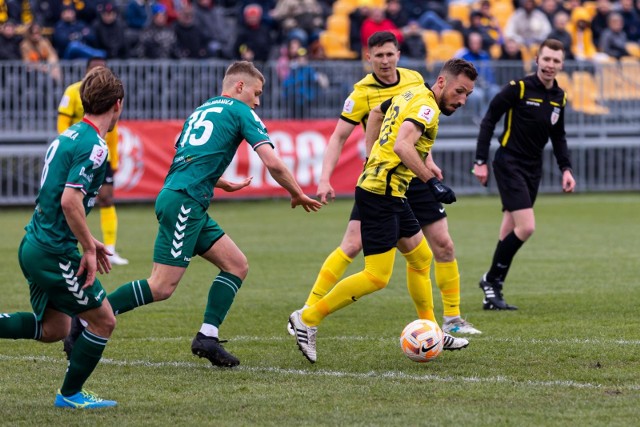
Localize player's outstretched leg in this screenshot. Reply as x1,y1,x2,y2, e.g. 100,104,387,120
191,333,240,367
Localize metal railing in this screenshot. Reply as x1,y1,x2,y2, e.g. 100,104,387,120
2,59,640,142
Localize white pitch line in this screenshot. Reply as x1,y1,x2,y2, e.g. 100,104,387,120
1,354,639,391
110,335,640,346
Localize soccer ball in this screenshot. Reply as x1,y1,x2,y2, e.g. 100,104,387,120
399,319,444,362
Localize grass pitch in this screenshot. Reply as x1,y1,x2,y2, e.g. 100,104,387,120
1,193,639,426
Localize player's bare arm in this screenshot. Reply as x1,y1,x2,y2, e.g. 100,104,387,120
216,176,253,192
364,105,384,157
61,187,111,287
317,119,356,204
256,145,322,212
393,122,435,183
425,153,443,180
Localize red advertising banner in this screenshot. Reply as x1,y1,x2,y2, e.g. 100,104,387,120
114,120,365,201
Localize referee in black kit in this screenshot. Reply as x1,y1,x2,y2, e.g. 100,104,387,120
472,38,576,311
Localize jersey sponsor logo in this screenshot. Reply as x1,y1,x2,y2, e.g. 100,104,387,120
526,100,540,106
342,98,355,114
59,95,71,109
62,129,79,140
551,107,560,125
89,145,108,169
79,166,94,184
418,105,435,124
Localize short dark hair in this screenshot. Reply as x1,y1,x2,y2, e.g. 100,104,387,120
539,38,565,53
367,31,399,50
81,66,124,115
439,58,478,81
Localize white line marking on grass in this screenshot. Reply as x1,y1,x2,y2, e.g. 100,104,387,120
120,335,640,346
1,354,639,391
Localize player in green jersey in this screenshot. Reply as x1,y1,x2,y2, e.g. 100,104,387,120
67,61,322,368
0,67,124,408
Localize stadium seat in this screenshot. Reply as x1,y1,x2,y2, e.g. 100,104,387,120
332,0,358,16
319,31,359,59
490,2,514,31
571,71,610,114
326,14,350,37
441,30,464,51
448,2,471,27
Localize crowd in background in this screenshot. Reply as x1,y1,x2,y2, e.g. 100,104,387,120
2,0,640,118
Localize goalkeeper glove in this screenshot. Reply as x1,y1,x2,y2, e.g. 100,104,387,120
427,177,456,204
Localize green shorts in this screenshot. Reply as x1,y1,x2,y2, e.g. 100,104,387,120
153,188,225,267
18,236,107,321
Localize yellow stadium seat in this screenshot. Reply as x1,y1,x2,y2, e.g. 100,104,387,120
333,0,358,16
571,71,610,114
491,2,514,31
441,30,464,51
326,14,350,37
448,2,471,27
422,30,440,53
319,31,359,59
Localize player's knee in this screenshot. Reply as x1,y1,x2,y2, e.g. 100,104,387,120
149,280,179,301
340,238,363,259
403,240,433,271
431,237,455,262
517,225,535,240
232,257,249,280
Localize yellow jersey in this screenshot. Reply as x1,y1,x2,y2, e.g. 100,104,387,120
340,67,425,128
357,84,440,198
58,80,119,169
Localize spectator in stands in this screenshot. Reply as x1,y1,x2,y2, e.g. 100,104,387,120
348,0,374,57
569,7,600,61
91,2,129,59
234,3,276,62
0,19,21,60
386,0,409,29
361,6,403,49
498,37,527,83
618,0,640,41
539,0,563,25
282,44,328,119
20,23,62,84
270,0,324,47
175,5,209,58
464,10,499,51
456,31,500,120
399,19,426,60
600,12,630,59
31,0,64,27
504,0,552,48
156,0,180,24
416,3,453,33
402,0,448,28
125,0,149,30
53,4,106,59
134,3,178,58
477,0,503,42
591,0,613,46
548,11,575,60
193,0,233,58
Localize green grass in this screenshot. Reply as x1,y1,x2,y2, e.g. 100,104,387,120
1,194,639,426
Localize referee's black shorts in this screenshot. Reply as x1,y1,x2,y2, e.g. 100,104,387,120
493,148,542,212
349,178,446,227
355,187,421,256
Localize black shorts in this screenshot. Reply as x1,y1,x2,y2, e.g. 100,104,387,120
356,187,421,256
493,148,542,212
103,162,114,185
349,178,446,227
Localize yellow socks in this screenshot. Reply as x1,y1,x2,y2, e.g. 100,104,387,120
304,247,353,307
435,260,461,318
302,249,396,326
403,238,436,322
100,205,118,247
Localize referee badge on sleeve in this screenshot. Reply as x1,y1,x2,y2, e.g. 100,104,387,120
551,107,560,125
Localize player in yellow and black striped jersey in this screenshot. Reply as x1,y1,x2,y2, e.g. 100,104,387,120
289,59,478,363
358,83,440,197
288,33,482,350
57,57,129,267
